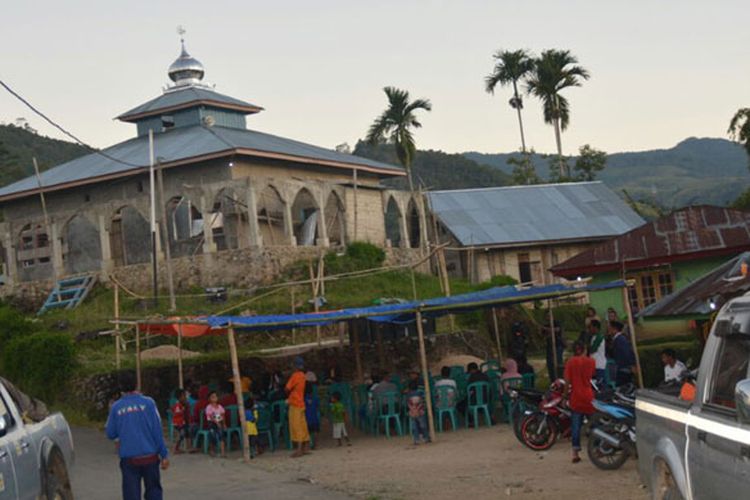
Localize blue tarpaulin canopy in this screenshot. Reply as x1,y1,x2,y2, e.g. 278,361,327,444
195,280,625,332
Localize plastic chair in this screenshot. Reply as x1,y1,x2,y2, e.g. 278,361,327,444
481,359,501,372
224,405,242,451
434,385,458,432
192,411,212,454
522,372,536,389
465,381,492,429
375,391,403,438
499,377,524,423
270,400,291,450
255,405,275,452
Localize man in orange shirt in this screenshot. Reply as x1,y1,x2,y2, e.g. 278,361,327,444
286,356,310,458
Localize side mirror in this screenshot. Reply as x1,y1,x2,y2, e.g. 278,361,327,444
735,379,750,425
0,415,7,438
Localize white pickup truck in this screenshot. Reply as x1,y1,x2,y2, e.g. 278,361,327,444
0,378,74,499
636,293,750,499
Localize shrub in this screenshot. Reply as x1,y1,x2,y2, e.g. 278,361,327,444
0,303,39,347
1,332,77,401
324,242,386,274
475,275,518,290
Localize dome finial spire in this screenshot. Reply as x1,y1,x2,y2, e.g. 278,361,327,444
168,26,205,87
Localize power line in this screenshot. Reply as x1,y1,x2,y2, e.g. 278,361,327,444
0,77,141,168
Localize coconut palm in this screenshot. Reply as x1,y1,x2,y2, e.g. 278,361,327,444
485,49,535,153
526,50,590,177
729,108,750,167
366,87,432,192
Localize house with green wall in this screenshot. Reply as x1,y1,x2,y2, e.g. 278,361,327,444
550,206,750,340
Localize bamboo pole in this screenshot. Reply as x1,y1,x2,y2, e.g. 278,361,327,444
622,286,644,388
352,321,363,384
309,260,321,347
114,283,121,369
491,308,503,363
415,310,436,442
227,325,250,462
548,301,558,380
438,247,455,332
290,287,297,344
136,326,142,391
353,168,358,241
177,323,184,389
156,159,177,311
33,157,60,302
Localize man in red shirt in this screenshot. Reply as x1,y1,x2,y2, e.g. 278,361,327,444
564,340,596,463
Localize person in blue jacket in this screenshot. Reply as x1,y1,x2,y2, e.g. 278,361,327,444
609,320,636,387
106,371,170,500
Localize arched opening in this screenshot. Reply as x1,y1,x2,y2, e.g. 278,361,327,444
62,214,102,275
256,185,287,246
166,196,204,258
407,199,421,249
211,188,246,251
384,196,403,248
110,206,150,267
324,191,346,247
16,223,52,281
291,188,319,246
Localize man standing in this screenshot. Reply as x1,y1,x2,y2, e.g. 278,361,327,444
285,356,310,458
106,372,169,500
610,321,636,386
588,319,607,388
564,340,596,463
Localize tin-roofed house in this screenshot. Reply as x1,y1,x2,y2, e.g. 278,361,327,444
550,206,750,339
0,41,425,294
427,182,644,285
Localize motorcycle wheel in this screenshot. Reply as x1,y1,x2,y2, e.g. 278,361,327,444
586,426,630,470
520,412,559,451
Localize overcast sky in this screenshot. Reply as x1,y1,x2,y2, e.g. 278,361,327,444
1,1,748,157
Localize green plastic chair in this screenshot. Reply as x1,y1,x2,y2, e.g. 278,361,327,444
435,385,458,432
375,391,403,438
224,405,242,451
522,372,536,389
499,377,524,423
481,359,501,372
192,411,212,454
270,400,291,450
255,405,276,452
465,381,492,429
605,359,617,389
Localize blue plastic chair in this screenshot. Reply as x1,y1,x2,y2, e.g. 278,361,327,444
435,385,458,432
465,381,492,429
224,405,242,451
375,391,403,438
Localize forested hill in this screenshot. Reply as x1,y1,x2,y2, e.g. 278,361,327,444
464,137,749,208
353,141,511,190
0,123,89,187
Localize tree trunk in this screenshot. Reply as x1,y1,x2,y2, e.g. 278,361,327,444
512,81,527,153
554,118,564,178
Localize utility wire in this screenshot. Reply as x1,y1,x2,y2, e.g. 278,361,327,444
0,78,141,168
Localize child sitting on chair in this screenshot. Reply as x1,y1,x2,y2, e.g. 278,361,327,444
329,392,351,447
205,391,226,458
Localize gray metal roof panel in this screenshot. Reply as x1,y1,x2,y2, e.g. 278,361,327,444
427,182,645,247
0,125,403,200
118,87,262,119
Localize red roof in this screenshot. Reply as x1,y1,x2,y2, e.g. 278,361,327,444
550,206,750,278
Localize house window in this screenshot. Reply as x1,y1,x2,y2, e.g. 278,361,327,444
518,253,532,283
627,269,675,313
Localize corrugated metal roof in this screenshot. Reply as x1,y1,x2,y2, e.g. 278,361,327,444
427,182,644,247
117,87,262,120
551,206,750,277
0,125,403,201
639,252,750,317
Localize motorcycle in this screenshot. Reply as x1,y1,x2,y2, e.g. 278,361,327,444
507,387,545,443
586,384,636,470
519,379,571,451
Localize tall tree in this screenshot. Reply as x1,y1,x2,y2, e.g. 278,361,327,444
366,87,432,192
526,50,590,178
485,49,535,153
573,144,607,181
729,108,750,168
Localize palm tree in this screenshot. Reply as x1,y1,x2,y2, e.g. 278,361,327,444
729,108,750,167
366,87,432,192
485,49,535,153
526,50,590,178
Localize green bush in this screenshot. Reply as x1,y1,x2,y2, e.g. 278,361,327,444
637,340,702,388
0,303,39,347
475,275,518,290
324,241,386,274
1,332,77,401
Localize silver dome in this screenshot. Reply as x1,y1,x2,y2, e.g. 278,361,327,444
168,41,205,85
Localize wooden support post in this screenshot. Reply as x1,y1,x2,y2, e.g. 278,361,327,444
376,328,385,370
136,326,142,392
438,248,455,332
352,321,364,384
548,301,558,380
177,323,184,389
309,259,322,347
114,283,121,369
353,168,358,241
622,286,644,388
290,287,297,344
491,308,503,363
227,325,250,462
415,310,436,442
